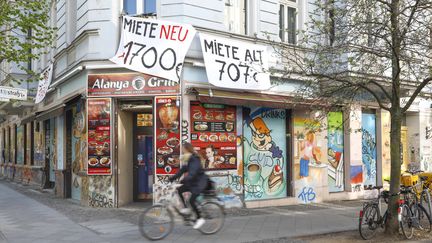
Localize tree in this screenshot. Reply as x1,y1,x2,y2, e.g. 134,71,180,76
0,0,55,80
278,0,432,234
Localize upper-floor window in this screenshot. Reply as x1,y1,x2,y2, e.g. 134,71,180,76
224,0,247,35
279,1,297,44
123,0,156,15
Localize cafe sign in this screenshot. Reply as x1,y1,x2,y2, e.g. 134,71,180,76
87,73,180,97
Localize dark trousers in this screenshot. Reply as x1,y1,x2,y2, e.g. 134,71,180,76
178,185,201,218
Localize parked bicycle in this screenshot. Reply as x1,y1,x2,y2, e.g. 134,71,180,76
138,183,225,240
359,185,396,240
398,185,431,239
403,170,432,218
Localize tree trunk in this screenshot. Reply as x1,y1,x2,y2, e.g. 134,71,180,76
385,109,402,234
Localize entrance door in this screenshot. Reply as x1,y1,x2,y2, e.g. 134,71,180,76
44,119,55,188
133,113,154,201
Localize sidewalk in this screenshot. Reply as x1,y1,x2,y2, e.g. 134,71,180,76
0,180,362,243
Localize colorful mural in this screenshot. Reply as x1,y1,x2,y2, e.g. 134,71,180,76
327,112,344,192
293,112,328,203
16,126,24,164
362,113,377,186
71,104,87,201
243,107,287,201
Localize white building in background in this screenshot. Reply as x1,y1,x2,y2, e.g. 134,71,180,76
0,0,430,208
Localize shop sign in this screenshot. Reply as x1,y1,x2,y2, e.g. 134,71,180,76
0,86,27,101
155,97,181,175
190,101,237,170
199,33,271,90
35,64,53,104
88,73,179,97
110,16,196,82
87,98,112,175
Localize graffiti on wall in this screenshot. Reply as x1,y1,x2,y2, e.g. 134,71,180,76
88,176,114,208
16,126,24,164
327,112,344,192
293,112,328,203
243,107,287,201
34,123,44,165
181,120,189,143
361,113,377,186
71,104,87,202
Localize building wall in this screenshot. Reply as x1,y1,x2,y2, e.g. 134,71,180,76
117,109,134,206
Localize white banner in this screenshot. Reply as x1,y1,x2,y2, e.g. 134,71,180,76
110,16,196,82
35,64,53,104
0,86,27,101
200,33,271,90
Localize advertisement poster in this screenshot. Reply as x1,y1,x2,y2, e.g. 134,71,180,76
110,16,196,81
16,125,24,164
87,73,179,97
155,97,180,175
327,112,344,192
362,113,377,186
243,107,287,201
200,33,270,90
190,101,237,170
87,98,112,175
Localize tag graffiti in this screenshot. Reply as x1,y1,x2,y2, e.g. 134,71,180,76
297,187,316,204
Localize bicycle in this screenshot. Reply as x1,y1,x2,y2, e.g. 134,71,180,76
358,185,395,240
403,170,432,219
398,185,432,239
138,183,225,240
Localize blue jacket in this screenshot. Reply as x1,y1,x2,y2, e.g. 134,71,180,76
171,154,208,194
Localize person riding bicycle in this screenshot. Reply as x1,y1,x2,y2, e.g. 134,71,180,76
169,142,208,229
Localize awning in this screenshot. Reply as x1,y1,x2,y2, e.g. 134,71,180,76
36,104,65,121
188,88,317,109
21,113,36,124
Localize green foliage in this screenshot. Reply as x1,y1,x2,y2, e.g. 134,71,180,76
0,0,56,79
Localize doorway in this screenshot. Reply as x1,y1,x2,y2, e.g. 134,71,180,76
133,113,154,201
44,119,56,188
117,99,154,205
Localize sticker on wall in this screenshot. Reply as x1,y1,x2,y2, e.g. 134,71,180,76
243,107,287,201
362,113,377,187
327,112,344,192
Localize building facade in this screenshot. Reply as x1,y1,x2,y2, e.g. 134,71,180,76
0,0,431,208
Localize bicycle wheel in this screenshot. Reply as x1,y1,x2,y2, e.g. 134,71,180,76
420,191,432,220
359,204,380,240
399,204,414,239
413,203,432,232
138,205,174,240
198,201,225,235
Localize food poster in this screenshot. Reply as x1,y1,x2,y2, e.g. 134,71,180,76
155,97,180,175
190,102,237,170
16,125,24,164
243,107,287,201
293,112,328,203
362,113,377,186
87,98,112,175
327,112,344,192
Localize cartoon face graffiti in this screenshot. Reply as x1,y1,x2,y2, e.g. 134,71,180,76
250,117,273,151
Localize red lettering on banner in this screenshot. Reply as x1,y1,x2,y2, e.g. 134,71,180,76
160,25,189,42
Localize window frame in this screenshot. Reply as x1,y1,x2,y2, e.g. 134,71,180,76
279,1,299,44
123,0,156,16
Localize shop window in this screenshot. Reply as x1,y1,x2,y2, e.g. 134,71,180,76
123,0,156,15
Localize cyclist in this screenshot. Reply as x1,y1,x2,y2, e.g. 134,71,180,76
169,142,208,229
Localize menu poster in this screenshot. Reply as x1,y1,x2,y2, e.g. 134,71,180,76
190,101,237,170
155,97,181,175
87,98,112,175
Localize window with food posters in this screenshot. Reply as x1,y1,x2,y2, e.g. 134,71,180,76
190,101,237,170
155,97,181,175
87,98,112,175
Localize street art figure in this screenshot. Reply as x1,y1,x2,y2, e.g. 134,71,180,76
299,131,323,178
243,107,287,201
361,113,377,186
